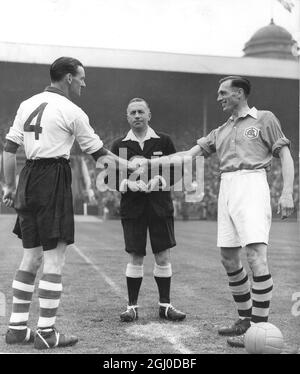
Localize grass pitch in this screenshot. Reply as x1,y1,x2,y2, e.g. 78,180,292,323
0,215,299,354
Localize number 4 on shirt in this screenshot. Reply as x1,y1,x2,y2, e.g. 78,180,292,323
24,102,48,140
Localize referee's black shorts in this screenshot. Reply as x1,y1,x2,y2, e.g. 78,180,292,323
13,158,74,251
121,204,176,256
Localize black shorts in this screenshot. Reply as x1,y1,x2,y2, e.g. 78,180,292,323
121,204,176,256
13,158,74,251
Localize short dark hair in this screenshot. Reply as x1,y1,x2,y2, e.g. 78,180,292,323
128,97,150,110
219,75,251,97
50,57,83,82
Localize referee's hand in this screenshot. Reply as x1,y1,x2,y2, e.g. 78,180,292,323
277,192,294,219
2,185,16,208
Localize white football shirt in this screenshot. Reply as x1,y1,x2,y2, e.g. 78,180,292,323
6,87,103,159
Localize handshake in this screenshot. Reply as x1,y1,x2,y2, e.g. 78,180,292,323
127,158,150,173
119,175,167,194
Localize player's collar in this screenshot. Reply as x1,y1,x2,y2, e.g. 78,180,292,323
122,127,160,142
229,107,258,121
44,86,70,100
244,107,258,119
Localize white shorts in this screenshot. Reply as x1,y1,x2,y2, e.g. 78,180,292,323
217,169,272,248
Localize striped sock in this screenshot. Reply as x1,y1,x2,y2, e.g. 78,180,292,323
9,270,36,330
126,264,143,306
251,274,273,323
153,263,172,304
37,274,62,330
228,267,252,319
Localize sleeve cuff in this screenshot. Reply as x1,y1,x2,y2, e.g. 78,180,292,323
6,133,23,147
85,139,104,155
4,140,20,154
91,146,108,161
272,137,290,158
196,138,211,157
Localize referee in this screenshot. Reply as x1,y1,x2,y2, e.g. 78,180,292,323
109,98,186,323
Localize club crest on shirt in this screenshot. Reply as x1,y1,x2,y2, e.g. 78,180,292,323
244,126,259,139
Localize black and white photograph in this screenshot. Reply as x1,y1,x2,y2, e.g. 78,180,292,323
0,0,299,360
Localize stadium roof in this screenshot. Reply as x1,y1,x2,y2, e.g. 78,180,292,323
0,41,299,80
243,19,299,60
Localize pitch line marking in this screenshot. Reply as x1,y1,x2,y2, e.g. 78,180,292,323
126,323,199,354
71,244,125,299
71,245,195,354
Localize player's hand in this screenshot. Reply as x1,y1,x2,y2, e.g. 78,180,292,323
2,185,16,208
127,160,139,172
136,180,148,193
277,193,294,219
146,178,160,193
137,158,149,168
120,180,148,193
132,158,149,174
127,180,140,192
87,188,96,204
146,176,166,193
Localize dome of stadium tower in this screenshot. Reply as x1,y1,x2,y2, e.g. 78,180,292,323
243,18,299,59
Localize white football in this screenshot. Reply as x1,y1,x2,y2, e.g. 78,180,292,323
245,322,284,354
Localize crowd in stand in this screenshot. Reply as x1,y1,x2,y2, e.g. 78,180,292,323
0,127,299,220
91,153,299,220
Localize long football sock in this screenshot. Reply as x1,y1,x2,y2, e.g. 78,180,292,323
228,267,252,319
251,274,273,323
37,273,62,331
126,264,143,306
153,263,172,304
9,270,36,330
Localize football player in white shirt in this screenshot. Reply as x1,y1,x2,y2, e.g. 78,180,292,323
2,57,132,350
